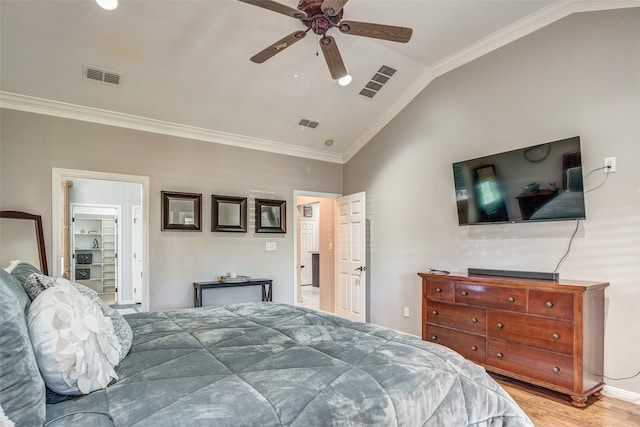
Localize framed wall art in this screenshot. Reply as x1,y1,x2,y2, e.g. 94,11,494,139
161,191,202,231
212,195,247,232
255,199,286,233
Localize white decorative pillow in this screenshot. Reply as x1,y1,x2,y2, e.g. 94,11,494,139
0,403,16,427
56,278,133,362
27,282,121,395
3,260,21,273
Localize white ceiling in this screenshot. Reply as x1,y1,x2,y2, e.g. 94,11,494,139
1,0,636,163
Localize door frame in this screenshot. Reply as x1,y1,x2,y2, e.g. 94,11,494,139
292,190,341,310
131,205,143,304
51,168,150,311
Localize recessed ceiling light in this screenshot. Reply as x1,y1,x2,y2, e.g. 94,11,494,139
96,0,118,10
338,74,352,86
324,139,334,147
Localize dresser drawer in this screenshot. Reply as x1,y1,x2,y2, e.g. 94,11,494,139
425,279,454,302
427,301,486,334
529,290,574,321
487,340,573,389
487,311,573,354
426,324,485,363
455,282,527,312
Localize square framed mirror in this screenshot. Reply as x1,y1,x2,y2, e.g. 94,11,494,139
161,191,202,231
255,199,286,233
212,195,247,232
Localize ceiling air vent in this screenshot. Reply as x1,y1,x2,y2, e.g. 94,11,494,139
358,65,397,99
298,119,319,129
83,65,121,86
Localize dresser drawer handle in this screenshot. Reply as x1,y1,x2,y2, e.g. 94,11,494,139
471,317,478,323
435,287,442,293
507,296,514,303
553,367,560,373
470,345,478,351
431,335,438,341
496,352,503,358
461,291,468,296
496,322,503,329
545,301,553,308
432,310,438,315
552,333,559,340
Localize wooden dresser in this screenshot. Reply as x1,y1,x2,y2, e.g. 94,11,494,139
418,272,609,407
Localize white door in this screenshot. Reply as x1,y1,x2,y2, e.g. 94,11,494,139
300,218,317,285
335,192,366,322
132,206,143,304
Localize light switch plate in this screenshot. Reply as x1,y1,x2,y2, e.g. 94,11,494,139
266,242,277,251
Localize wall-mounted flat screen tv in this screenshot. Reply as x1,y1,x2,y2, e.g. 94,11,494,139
452,136,586,225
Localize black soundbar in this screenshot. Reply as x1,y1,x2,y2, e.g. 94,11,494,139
468,268,559,281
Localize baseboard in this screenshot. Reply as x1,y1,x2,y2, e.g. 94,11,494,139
603,385,640,404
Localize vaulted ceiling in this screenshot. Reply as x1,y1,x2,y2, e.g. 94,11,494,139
1,1,635,163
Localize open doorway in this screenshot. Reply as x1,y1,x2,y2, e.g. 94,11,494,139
52,168,150,311
293,190,368,322
293,191,340,313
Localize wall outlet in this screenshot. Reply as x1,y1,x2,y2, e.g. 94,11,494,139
604,157,616,173
266,242,277,251
403,307,410,318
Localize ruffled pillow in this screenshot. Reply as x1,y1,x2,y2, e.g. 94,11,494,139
57,278,133,362
27,282,121,395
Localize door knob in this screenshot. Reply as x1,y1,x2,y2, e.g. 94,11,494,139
355,266,367,271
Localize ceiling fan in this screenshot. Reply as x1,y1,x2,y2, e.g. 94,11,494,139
237,0,413,80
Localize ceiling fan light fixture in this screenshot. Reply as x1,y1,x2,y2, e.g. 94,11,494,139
96,0,118,10
338,74,352,86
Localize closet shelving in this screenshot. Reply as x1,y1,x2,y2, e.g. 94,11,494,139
73,214,117,296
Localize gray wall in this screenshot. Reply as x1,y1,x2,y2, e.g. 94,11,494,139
344,9,640,395
0,111,343,310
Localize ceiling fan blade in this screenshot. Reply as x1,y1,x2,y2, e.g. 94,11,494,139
321,0,348,16
237,0,307,19
319,36,347,80
250,30,307,64
338,20,413,43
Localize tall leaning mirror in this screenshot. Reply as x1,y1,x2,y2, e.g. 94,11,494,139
0,210,48,275
212,195,247,232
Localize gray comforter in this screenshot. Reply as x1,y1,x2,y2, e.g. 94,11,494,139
46,302,533,426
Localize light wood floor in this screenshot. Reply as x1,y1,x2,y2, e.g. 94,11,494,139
494,374,640,426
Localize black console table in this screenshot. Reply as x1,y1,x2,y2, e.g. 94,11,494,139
193,278,273,308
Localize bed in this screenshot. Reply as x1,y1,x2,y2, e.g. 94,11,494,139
529,166,586,221
0,211,533,426
529,190,585,221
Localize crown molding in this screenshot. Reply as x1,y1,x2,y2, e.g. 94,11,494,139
0,91,345,164
2,1,637,165
342,0,640,163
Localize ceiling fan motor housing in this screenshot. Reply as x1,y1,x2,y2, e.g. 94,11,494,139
298,0,343,35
